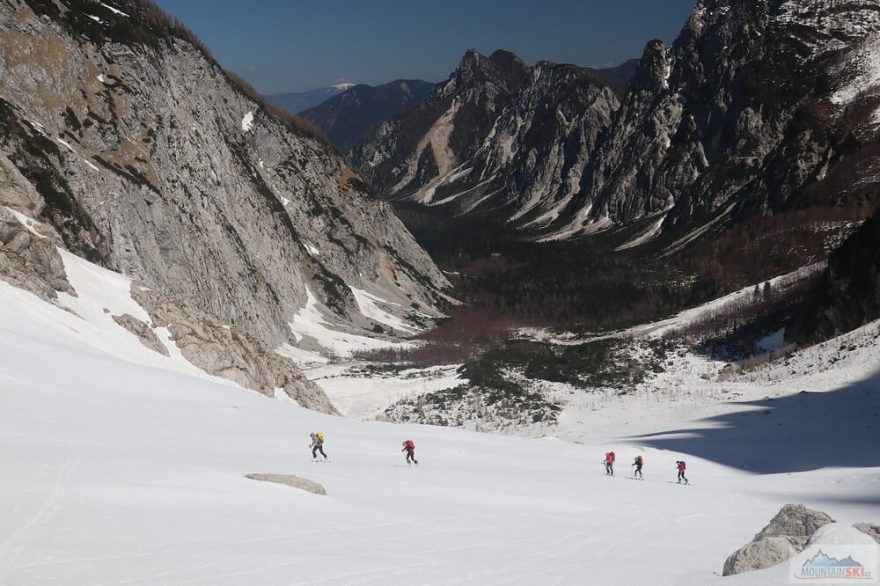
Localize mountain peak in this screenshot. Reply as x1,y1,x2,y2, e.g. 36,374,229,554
455,48,528,92
631,39,670,91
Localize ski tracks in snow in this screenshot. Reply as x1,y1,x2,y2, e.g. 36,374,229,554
0,457,82,580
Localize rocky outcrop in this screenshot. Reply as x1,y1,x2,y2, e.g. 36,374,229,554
723,504,835,575
0,206,70,299
0,0,448,356
0,151,71,299
244,473,326,495
133,286,336,414
854,523,880,545
350,49,620,231
112,313,169,356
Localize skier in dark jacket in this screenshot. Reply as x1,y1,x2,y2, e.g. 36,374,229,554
310,432,327,460
402,440,418,465
632,455,644,479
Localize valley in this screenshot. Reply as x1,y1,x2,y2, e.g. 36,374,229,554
0,0,878,584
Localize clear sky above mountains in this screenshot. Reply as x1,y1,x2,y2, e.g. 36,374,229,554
155,0,697,94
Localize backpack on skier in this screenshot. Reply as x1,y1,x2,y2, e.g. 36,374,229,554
403,440,415,450
635,455,643,466
315,432,324,443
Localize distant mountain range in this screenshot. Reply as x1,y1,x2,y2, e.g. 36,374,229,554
266,81,356,114
351,1,880,250
300,80,434,150
586,59,639,92
348,49,629,232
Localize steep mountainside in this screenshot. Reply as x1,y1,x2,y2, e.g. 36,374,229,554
350,49,620,230
790,207,880,344
301,80,434,150
549,0,880,243
267,82,355,114
354,1,880,247
0,0,448,408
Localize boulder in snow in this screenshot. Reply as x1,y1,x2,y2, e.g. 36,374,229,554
722,504,835,575
245,473,326,495
854,523,880,544
112,313,169,356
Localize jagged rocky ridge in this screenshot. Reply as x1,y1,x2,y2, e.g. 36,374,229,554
350,49,622,231
301,79,434,151
554,0,880,245
0,0,449,411
354,1,880,246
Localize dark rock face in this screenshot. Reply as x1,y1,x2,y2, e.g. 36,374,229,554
301,80,434,150
790,208,880,344
554,0,880,241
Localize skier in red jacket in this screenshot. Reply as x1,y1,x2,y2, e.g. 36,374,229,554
604,451,616,476
676,460,688,484
402,440,418,465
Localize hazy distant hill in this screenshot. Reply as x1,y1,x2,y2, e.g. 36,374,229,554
267,81,356,114
301,79,434,150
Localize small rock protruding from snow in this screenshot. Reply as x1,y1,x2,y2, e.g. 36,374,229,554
244,473,326,495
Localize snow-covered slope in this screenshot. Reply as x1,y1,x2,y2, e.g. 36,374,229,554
1,271,878,585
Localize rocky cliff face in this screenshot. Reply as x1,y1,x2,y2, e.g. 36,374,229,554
0,0,449,411
301,79,434,151
350,49,620,229
355,1,880,247
551,0,880,242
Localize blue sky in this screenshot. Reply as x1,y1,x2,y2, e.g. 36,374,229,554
154,0,697,94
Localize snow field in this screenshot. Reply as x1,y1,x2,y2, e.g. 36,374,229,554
0,277,878,584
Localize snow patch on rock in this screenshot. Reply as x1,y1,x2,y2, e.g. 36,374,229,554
241,111,254,132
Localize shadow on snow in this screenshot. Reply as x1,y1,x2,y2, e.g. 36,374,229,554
630,371,880,474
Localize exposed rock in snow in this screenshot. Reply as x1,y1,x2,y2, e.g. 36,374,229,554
244,473,327,495
854,523,880,544
723,504,835,575
134,285,337,414
112,313,169,356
